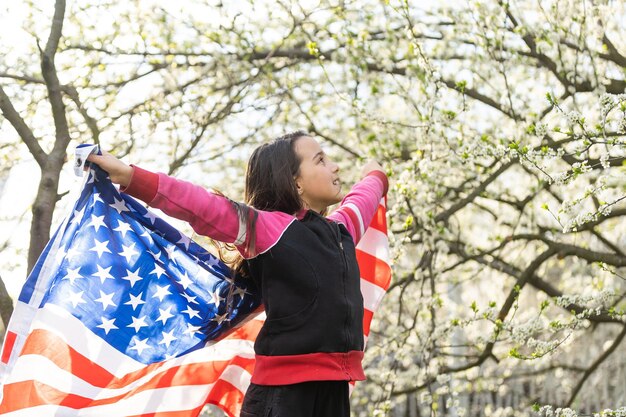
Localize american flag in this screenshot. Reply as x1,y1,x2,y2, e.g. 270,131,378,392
0,164,391,417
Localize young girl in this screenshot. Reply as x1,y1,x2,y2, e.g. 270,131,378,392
88,131,388,417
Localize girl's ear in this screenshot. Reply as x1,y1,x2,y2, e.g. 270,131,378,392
294,176,304,195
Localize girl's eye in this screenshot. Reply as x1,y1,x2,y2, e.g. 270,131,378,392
319,157,325,165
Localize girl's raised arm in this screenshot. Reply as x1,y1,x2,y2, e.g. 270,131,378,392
87,154,295,258
327,161,388,244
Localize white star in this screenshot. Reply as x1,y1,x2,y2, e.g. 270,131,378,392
66,246,81,262
70,208,85,227
68,290,86,308
64,267,83,285
147,249,162,262
92,192,104,206
125,293,145,310
150,264,166,278
93,265,114,283
177,272,193,289
96,317,118,334
212,313,229,325
127,315,149,332
181,292,199,305
119,243,139,263
183,323,202,336
177,233,191,249
181,305,200,319
87,214,107,232
110,197,129,214
90,239,111,258
233,286,248,298
95,290,117,310
156,306,175,325
145,211,158,224
206,257,220,268
164,245,177,259
152,285,171,301
129,337,151,356
122,268,143,287
113,220,133,238
208,290,224,306
141,230,154,243
158,329,178,348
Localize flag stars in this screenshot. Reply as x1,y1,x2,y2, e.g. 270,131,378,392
87,214,107,232
113,220,133,238
176,233,191,250
181,292,199,305
145,211,158,224
183,323,202,337
95,290,117,311
156,306,175,325
158,329,178,348
127,315,149,333
125,293,145,310
212,313,229,325
110,197,129,214
181,305,200,320
177,272,193,289
91,192,104,206
208,290,224,307
150,264,166,278
232,286,248,299
119,243,139,263
152,285,172,302
93,265,114,284
122,268,143,288
64,267,84,285
97,317,118,334
68,290,87,308
129,337,151,356
69,208,85,227
90,239,112,258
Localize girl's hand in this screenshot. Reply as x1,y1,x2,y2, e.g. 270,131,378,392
360,160,384,179
87,153,133,187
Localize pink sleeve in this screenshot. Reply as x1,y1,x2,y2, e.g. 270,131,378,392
327,170,389,244
122,165,294,258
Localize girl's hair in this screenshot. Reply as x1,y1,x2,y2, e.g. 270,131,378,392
228,131,308,273
244,130,307,213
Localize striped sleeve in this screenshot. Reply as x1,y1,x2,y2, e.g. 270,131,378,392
328,170,388,244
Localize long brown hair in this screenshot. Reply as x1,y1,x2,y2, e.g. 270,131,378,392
225,131,308,274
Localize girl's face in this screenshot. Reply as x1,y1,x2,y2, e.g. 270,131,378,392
294,136,342,213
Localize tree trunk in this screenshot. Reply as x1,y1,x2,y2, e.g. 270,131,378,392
0,276,13,331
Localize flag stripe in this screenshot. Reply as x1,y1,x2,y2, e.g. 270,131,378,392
356,250,392,287
1,331,16,364
355,227,390,264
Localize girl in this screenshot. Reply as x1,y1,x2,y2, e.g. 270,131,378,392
88,131,388,417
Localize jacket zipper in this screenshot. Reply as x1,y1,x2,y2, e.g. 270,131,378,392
329,220,352,352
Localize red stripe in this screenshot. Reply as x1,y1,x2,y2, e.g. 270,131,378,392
366,204,387,234
356,250,392,289
362,309,374,337
1,330,17,364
